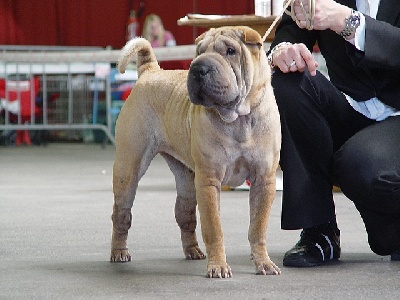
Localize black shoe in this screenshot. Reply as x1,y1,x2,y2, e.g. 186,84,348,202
283,221,341,267
391,250,400,261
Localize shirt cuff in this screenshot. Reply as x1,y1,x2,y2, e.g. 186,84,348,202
353,13,366,51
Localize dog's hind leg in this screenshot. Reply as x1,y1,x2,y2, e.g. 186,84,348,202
110,138,157,263
161,153,206,260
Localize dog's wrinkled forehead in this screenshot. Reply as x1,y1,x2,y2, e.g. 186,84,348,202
195,26,262,55
195,29,240,53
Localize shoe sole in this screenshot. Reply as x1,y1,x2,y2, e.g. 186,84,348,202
283,257,339,268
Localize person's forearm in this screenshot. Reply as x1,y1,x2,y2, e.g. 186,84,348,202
329,3,353,36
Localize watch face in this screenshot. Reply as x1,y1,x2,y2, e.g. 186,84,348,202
350,13,360,26
340,10,360,37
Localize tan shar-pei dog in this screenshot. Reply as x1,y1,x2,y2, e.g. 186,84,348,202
110,26,281,278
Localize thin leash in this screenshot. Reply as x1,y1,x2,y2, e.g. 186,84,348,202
262,0,315,42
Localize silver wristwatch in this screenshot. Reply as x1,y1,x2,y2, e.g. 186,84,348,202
339,9,361,38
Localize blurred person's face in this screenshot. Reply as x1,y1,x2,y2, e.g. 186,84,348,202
149,21,162,37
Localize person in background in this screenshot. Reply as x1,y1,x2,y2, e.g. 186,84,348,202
267,0,400,267
142,14,176,48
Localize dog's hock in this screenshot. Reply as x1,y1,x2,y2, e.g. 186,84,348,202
111,207,132,233
110,206,132,263
175,196,206,260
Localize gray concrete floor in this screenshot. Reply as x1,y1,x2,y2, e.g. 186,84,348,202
1,143,399,299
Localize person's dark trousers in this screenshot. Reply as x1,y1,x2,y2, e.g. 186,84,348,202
272,69,400,255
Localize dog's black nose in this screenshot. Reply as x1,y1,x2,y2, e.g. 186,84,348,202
190,64,210,80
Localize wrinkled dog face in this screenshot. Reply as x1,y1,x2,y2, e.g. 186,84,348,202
187,27,261,123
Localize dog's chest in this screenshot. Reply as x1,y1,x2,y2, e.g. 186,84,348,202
233,114,255,143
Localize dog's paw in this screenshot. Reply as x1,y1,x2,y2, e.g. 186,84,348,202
184,245,206,260
110,248,131,263
254,259,281,275
206,261,232,278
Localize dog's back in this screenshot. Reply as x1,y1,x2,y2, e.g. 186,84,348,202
117,38,190,110
115,38,195,168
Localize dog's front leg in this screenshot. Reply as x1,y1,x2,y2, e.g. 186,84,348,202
195,171,232,278
248,175,281,275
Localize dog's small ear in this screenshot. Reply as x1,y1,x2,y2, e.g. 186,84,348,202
243,28,263,47
195,28,214,45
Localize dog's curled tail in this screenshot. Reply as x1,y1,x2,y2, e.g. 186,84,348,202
117,37,160,77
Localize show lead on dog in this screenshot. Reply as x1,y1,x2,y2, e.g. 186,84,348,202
268,0,400,267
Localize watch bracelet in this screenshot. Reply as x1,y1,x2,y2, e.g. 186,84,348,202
339,9,361,38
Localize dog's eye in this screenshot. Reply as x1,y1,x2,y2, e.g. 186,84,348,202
226,47,236,56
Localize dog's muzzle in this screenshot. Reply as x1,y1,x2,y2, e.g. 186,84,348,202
187,62,214,107
187,55,245,123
